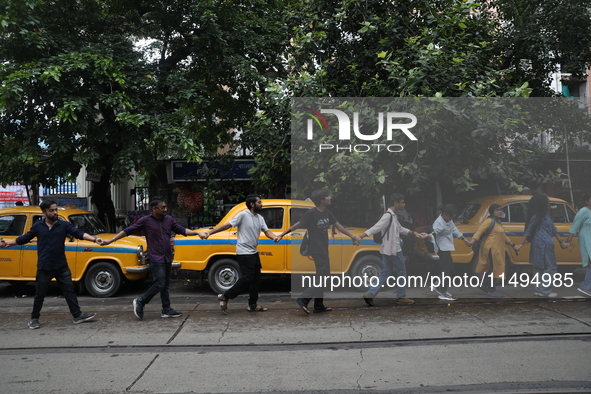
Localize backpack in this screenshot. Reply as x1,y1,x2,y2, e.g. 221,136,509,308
372,212,394,244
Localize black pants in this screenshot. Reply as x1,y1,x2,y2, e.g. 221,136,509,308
224,253,262,307
139,261,172,311
32,266,81,319
299,252,330,310
436,250,454,292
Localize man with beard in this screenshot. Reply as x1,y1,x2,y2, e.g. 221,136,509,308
206,194,279,313
1,200,98,329
101,198,207,319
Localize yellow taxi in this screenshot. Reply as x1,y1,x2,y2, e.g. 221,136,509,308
173,199,383,293
0,206,148,297
415,195,582,269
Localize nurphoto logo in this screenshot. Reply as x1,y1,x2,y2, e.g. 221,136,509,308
305,108,418,153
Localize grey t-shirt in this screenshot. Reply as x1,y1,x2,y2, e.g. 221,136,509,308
229,210,269,255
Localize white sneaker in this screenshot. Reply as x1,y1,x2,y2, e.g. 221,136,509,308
431,285,444,297
438,293,456,301
578,287,591,297
534,292,557,298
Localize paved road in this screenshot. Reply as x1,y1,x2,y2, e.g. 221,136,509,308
0,275,590,394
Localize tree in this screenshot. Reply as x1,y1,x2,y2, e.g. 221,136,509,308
0,0,288,228
243,0,591,206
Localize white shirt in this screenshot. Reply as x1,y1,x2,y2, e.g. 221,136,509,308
364,209,411,255
432,214,463,252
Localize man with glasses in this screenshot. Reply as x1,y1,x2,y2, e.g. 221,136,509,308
101,198,207,319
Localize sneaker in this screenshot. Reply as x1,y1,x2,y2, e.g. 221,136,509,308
161,308,182,318
486,290,504,297
438,292,457,301
73,312,96,324
362,291,374,306
578,287,591,297
431,286,444,297
534,292,557,298
28,318,40,329
133,298,144,319
394,298,415,305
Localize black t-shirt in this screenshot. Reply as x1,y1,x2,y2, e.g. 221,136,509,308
300,207,337,255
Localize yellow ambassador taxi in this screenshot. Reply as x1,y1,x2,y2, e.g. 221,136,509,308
415,195,582,269
173,199,383,293
0,206,148,297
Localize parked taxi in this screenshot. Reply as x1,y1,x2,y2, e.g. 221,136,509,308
414,195,582,269
173,199,383,293
0,206,148,297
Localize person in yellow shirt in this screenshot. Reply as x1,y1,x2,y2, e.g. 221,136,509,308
467,204,519,297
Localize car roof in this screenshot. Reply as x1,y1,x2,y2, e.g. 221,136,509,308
463,195,570,206
0,206,92,216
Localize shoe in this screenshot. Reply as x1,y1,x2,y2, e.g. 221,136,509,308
73,312,96,324
438,292,457,301
431,286,444,297
133,298,144,319
218,294,228,314
394,298,415,305
28,318,40,329
362,291,374,306
486,290,504,297
578,287,591,297
534,292,557,298
161,308,182,318
296,298,310,314
313,307,333,313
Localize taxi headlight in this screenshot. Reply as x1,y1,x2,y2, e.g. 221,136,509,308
137,245,147,265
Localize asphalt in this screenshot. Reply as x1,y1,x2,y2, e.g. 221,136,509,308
0,272,590,394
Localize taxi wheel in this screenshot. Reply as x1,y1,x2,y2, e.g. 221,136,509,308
350,254,382,279
208,258,240,294
84,262,122,298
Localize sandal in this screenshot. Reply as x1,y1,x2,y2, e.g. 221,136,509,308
313,307,333,313
218,294,228,314
296,298,310,314
247,305,268,312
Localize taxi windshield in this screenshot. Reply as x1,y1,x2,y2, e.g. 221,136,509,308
68,214,109,235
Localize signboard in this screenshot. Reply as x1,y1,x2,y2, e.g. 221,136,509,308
170,159,255,182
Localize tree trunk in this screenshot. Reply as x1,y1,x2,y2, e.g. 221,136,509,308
91,162,117,233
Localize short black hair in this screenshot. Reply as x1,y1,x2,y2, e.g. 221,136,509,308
441,204,457,217
245,194,260,209
150,197,165,210
40,199,57,212
310,189,330,207
388,193,405,206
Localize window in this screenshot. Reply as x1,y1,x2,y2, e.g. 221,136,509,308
457,204,481,221
549,203,571,224
0,215,27,236
260,208,284,230
68,214,108,234
290,208,310,228
507,203,527,223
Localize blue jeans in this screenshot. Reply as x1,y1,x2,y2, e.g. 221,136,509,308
368,252,406,298
32,266,81,319
580,266,591,292
138,261,171,311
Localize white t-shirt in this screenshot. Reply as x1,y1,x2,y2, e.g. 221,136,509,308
229,210,269,255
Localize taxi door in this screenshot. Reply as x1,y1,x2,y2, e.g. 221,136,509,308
251,207,286,273
287,207,317,275
21,215,79,279
0,214,27,278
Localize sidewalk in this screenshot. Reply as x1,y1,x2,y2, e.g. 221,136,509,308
0,283,590,393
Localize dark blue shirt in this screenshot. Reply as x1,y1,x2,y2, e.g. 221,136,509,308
123,214,187,263
16,219,86,270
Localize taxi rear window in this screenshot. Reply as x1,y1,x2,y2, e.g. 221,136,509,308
457,204,480,220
